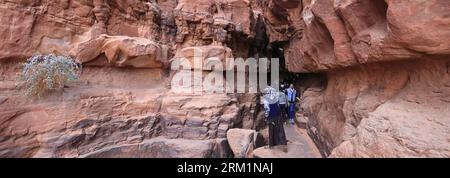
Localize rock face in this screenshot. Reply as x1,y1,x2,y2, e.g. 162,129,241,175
302,58,450,157
76,35,170,68
0,0,166,62
0,0,260,158
81,137,231,158
264,0,450,157
0,0,449,158
267,0,450,73
0,63,242,157
327,58,450,158
226,128,264,158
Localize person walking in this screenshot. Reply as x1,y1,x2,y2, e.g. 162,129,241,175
287,84,297,125
278,89,288,123
263,85,288,148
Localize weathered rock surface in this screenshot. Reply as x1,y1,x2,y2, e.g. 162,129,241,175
262,0,450,158
302,58,450,157
253,125,321,158
262,0,303,43
0,0,262,158
0,0,449,158
81,137,231,158
265,0,450,72
0,0,167,62
226,128,264,158
75,35,170,68
173,0,269,59
172,45,234,71
0,63,244,158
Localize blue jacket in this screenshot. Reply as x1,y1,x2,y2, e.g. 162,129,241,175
287,88,297,103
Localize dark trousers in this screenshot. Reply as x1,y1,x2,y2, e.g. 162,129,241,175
288,103,296,120
279,104,288,122
268,117,288,146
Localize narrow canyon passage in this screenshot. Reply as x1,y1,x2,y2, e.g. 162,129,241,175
251,71,325,158
0,0,448,158
253,122,322,158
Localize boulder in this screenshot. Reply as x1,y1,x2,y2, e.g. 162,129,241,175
226,128,264,158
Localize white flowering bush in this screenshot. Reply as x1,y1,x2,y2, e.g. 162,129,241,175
20,54,81,97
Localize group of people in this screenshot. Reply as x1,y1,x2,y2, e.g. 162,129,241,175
263,83,298,149
279,84,297,124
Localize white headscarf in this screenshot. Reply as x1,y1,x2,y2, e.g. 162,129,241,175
263,86,279,104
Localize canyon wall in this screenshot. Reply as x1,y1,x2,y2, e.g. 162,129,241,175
0,0,449,158
264,0,449,157
0,0,263,158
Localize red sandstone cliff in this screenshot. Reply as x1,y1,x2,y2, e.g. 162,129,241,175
264,0,449,157
0,0,449,158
